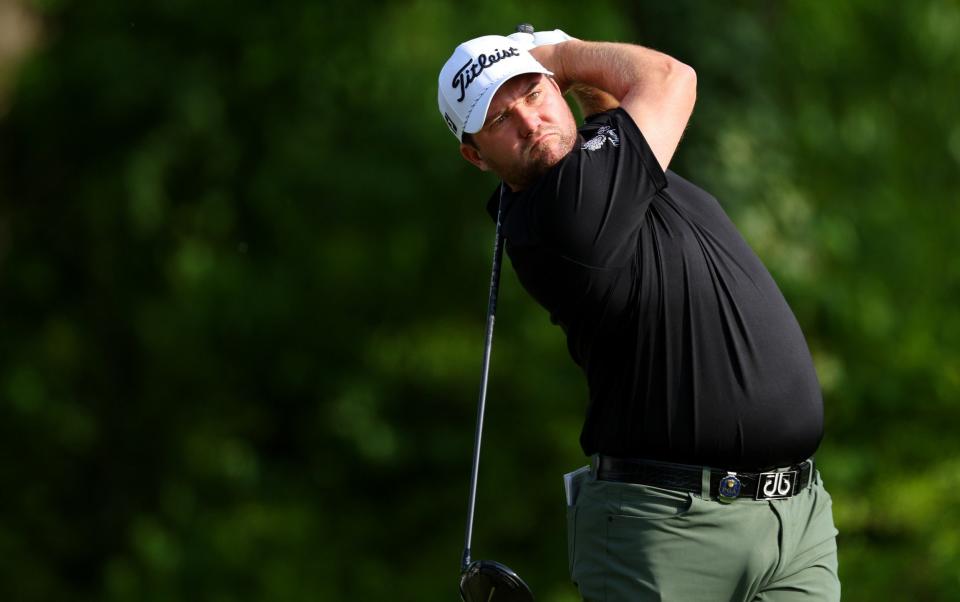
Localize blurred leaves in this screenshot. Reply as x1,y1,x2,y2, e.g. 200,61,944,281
0,0,958,600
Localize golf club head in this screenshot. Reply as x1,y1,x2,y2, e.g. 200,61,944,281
460,559,535,602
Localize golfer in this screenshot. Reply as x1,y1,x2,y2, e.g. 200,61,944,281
439,30,840,601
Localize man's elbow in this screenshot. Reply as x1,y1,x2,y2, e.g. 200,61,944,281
667,59,697,100
667,59,697,108
671,58,696,81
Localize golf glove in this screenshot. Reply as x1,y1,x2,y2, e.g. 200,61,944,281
506,28,575,51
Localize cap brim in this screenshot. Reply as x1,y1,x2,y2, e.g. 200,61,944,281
462,67,554,135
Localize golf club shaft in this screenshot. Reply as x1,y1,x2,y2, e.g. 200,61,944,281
462,185,506,571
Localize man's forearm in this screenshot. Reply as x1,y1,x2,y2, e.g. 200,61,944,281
532,39,696,170
534,40,686,103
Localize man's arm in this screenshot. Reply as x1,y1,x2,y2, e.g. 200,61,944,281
531,40,697,171
566,83,620,119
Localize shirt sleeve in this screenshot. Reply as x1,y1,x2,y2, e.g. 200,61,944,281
534,108,668,268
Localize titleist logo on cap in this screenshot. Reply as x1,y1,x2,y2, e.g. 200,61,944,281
451,46,521,102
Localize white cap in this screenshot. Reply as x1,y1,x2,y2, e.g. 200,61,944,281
438,35,553,141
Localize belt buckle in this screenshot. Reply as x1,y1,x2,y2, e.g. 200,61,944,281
755,470,798,500
717,472,741,504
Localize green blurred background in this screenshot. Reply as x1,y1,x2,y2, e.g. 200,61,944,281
1,0,958,600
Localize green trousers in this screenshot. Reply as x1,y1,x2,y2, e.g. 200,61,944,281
566,467,840,601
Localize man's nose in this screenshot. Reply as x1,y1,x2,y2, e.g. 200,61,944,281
515,106,541,137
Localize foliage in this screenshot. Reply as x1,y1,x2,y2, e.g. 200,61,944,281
1,0,957,600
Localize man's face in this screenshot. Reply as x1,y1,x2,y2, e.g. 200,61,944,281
460,73,578,191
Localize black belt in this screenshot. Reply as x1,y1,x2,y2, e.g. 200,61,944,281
594,455,815,502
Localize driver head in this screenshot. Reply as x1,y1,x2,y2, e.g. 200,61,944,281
459,559,535,601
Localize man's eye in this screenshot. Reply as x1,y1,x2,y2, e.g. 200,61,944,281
493,113,508,125
529,91,541,101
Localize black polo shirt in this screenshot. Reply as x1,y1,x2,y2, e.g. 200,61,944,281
487,108,823,470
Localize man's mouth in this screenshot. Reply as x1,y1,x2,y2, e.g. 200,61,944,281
527,131,557,153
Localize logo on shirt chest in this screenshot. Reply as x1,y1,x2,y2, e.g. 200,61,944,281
581,125,620,151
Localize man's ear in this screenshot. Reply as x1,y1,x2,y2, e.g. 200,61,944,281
459,143,490,172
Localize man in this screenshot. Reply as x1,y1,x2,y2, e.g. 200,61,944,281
438,30,840,601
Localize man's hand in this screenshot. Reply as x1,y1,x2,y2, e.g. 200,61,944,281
506,27,574,52
505,27,578,92
531,40,697,172
515,34,620,120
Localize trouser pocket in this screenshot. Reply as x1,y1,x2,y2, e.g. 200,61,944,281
563,466,590,581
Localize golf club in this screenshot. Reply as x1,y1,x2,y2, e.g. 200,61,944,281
458,182,535,602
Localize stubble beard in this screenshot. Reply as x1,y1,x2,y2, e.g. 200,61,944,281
499,126,578,191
